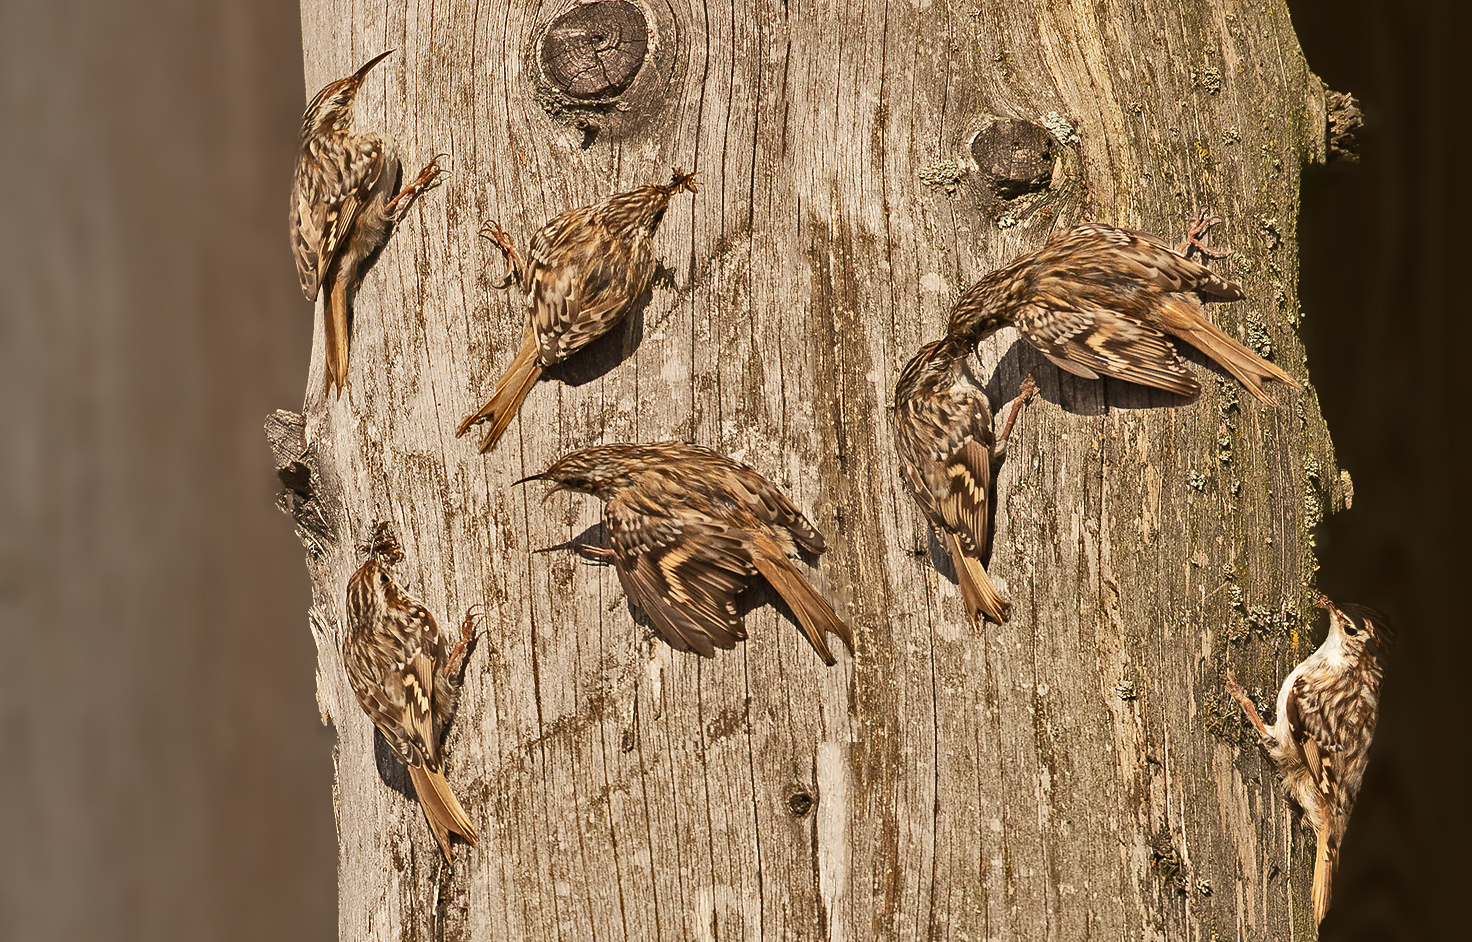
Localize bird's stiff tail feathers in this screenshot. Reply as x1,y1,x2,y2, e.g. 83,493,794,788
1313,831,1337,927
1164,297,1302,404
456,336,542,453
947,531,1010,627
752,550,852,666
325,278,352,397
408,763,477,861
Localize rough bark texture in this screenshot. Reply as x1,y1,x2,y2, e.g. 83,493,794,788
281,1,1344,938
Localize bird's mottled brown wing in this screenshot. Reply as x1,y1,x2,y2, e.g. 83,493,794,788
401,648,441,768
1062,223,1244,300
895,388,995,556
655,443,827,555
343,593,442,769
1286,677,1340,818
604,490,754,657
723,466,826,554
292,136,386,301
935,439,993,555
526,208,652,364
1014,301,1201,397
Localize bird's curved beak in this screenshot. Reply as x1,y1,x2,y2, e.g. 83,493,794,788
514,472,562,503
354,49,395,81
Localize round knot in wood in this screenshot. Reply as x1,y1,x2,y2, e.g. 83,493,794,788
541,1,649,100
970,118,1057,198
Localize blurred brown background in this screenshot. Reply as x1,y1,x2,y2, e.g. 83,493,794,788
0,1,1461,940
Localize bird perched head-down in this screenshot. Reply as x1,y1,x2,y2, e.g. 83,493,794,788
1225,591,1394,926
519,442,852,664
893,336,1033,627
945,218,1301,404
344,531,478,859
291,51,445,397
456,170,701,452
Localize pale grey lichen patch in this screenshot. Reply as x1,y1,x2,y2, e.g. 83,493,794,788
1042,111,1078,146
1243,317,1273,358
1217,427,1234,465
1192,66,1223,94
1256,216,1281,250
919,158,965,195
1216,378,1239,416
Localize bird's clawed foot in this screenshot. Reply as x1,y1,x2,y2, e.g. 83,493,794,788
480,222,525,289
443,604,484,679
386,154,448,217
1223,667,1272,738
1177,208,1231,260
994,373,1039,459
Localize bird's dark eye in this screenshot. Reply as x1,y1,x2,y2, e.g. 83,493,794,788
378,573,389,585
1343,619,1360,636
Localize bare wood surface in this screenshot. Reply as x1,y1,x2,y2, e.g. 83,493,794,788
284,1,1344,938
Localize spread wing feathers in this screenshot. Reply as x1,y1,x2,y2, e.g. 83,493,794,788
1058,223,1245,300
726,470,826,555
749,535,850,666
1015,302,1201,397
1151,295,1302,404
606,496,752,657
292,138,386,301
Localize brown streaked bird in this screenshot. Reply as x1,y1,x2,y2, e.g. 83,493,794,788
456,170,701,452
1224,590,1394,926
291,50,446,397
945,216,1302,404
893,337,1035,627
517,442,852,664
345,526,478,860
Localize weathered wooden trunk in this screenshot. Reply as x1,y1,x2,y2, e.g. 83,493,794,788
276,1,1347,937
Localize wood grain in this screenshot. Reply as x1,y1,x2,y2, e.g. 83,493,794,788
284,1,1341,937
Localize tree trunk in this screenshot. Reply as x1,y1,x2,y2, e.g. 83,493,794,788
275,1,1345,938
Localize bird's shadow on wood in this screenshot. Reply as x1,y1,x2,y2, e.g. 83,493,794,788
542,261,677,388
372,731,417,804
982,336,1205,417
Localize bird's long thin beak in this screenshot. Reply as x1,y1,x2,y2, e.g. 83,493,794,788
354,49,395,80
513,472,563,504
